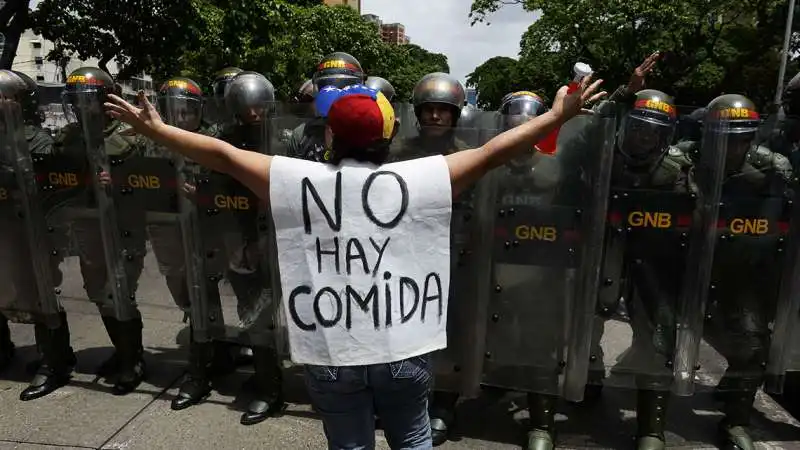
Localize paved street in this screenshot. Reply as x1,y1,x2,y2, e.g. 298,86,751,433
1,251,799,449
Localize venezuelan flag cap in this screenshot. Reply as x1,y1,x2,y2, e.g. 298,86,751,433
315,84,395,149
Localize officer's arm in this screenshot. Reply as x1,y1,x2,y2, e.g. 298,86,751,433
446,110,565,197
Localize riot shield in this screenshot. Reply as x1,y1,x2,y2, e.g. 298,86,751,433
0,91,62,327
678,114,800,397
563,104,726,399
189,110,280,353
387,102,498,396
469,109,614,400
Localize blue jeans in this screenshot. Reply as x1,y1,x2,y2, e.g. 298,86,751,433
304,354,433,450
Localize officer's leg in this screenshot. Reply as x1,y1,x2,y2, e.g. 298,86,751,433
229,267,285,425
73,217,146,395
20,311,76,401
626,262,682,450
0,314,14,371
429,382,458,446
585,314,607,401
146,223,191,315
526,392,558,450
172,277,221,411
712,284,769,450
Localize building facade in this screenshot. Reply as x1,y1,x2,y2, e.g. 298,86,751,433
323,0,361,13
12,29,153,131
380,22,410,45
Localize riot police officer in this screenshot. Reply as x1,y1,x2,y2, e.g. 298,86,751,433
491,90,570,450
398,72,469,446
0,70,67,376
766,72,800,169
700,94,794,449
146,76,230,411
599,89,695,450
365,76,396,102
205,67,243,128
36,67,148,399
212,71,285,425
286,52,365,162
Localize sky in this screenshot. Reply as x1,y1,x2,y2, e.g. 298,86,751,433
361,0,539,84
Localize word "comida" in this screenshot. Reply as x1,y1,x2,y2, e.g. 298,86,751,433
288,271,443,332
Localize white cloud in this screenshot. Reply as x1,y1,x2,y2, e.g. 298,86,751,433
361,0,539,84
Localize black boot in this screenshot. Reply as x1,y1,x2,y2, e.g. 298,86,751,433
718,389,757,450
241,345,285,425
526,393,557,450
20,313,75,401
0,315,15,372
635,390,669,450
97,316,121,377
430,391,458,446
112,318,146,395
172,329,213,411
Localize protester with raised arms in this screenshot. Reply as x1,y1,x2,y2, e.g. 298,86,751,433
104,78,605,450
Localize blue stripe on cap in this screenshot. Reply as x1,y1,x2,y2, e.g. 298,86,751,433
315,84,378,118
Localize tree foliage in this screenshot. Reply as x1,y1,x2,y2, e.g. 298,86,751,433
468,0,799,110
29,0,448,101
0,0,33,70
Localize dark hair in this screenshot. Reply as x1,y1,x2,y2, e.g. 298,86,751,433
330,137,391,165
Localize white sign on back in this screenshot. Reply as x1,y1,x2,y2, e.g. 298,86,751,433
269,155,452,366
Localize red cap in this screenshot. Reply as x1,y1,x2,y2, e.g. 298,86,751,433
326,92,395,149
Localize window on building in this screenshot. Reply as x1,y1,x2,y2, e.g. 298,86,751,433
31,41,42,49
34,56,43,65
35,75,44,81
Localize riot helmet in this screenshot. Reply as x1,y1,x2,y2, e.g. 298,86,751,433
207,67,243,122
365,76,396,102
157,77,203,131
62,67,115,124
618,89,677,164
412,72,465,124
313,52,364,90
499,91,547,131
704,94,760,170
224,71,275,125
0,70,41,126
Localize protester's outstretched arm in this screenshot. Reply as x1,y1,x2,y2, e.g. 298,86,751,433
104,91,272,201
446,76,605,197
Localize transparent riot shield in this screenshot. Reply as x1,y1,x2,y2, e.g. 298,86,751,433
0,92,62,328
190,108,280,353
107,121,189,328
676,115,800,398
468,110,614,401
761,110,800,394
564,104,726,400
61,94,142,321
388,102,497,397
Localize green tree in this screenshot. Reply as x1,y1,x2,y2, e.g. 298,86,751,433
0,0,33,69
30,0,206,79
466,56,529,110
469,0,799,109
29,0,449,101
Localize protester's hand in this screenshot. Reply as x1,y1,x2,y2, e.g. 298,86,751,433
105,91,164,135
551,76,606,121
627,51,660,93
